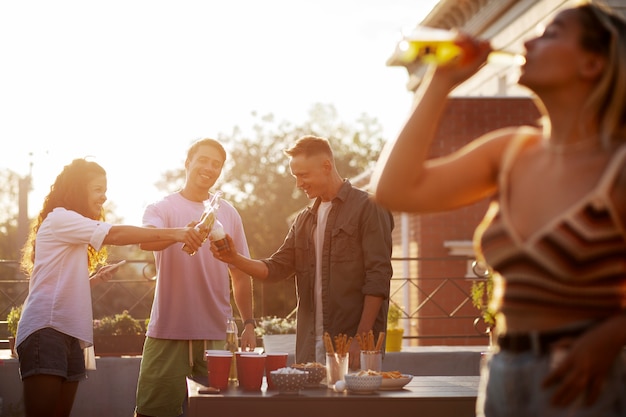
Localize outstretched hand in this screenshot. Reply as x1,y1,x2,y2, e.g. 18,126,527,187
210,234,238,263
180,226,205,252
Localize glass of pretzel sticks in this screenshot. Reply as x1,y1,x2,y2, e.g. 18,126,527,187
356,330,385,372
323,332,351,388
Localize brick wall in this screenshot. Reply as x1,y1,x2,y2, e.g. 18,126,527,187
407,97,541,345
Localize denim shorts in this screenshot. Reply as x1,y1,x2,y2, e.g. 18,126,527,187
476,349,626,417
17,327,86,382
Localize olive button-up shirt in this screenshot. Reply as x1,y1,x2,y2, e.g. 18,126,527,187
262,180,394,363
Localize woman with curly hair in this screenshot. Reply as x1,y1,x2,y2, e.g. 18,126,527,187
16,158,204,417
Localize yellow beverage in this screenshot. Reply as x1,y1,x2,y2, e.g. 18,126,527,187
395,26,525,66
225,318,239,383
226,332,238,382
398,39,462,65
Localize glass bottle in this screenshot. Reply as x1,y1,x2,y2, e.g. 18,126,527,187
395,26,525,66
225,317,239,383
209,219,230,252
182,191,222,256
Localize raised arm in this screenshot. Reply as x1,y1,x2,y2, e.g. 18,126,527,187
370,35,506,213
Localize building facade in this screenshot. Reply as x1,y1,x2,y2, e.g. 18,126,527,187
385,0,624,346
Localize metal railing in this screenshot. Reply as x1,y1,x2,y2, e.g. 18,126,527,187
0,256,490,345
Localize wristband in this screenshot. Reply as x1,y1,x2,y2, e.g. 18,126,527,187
243,318,256,328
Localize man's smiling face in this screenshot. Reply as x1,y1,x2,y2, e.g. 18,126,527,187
185,144,225,191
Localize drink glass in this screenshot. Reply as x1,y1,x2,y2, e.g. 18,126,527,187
325,353,349,388
360,350,382,372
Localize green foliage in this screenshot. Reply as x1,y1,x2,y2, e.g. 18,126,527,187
7,304,22,337
470,261,496,327
93,310,144,336
387,302,402,329
154,103,387,318
156,103,385,260
255,315,297,336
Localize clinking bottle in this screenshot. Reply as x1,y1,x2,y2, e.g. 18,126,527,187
394,26,525,66
225,317,239,383
182,191,223,256
209,219,230,252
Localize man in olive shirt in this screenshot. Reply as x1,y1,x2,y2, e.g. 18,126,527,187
213,135,394,369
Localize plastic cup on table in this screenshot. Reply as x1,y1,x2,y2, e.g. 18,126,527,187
205,350,233,390
264,352,288,390
236,352,267,391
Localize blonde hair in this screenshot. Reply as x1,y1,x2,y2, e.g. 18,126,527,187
576,1,626,147
283,135,334,159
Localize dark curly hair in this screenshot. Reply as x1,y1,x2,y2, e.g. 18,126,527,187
20,158,109,275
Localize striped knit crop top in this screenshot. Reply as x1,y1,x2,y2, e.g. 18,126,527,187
475,137,626,322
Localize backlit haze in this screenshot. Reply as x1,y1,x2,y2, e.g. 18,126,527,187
1,0,438,224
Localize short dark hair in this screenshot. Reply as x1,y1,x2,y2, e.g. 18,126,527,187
187,138,227,163
283,135,333,159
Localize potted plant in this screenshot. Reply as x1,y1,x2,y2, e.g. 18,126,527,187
385,302,404,352
471,260,496,344
6,304,22,357
93,310,146,356
255,315,297,355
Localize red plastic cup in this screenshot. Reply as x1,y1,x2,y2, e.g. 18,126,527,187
264,352,288,390
205,351,233,390
236,352,266,391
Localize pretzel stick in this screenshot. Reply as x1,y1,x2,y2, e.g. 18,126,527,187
345,336,353,354
375,332,385,352
324,332,334,354
358,332,372,350
334,335,342,355
355,333,364,350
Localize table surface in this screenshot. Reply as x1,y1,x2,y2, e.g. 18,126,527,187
187,375,480,417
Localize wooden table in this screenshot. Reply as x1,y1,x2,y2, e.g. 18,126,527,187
187,375,480,417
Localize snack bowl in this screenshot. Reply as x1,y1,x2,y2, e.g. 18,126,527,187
290,363,327,386
269,368,308,394
380,373,413,390
344,372,383,394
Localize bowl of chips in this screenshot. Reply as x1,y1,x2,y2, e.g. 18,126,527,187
269,367,308,394
344,371,383,394
290,362,327,387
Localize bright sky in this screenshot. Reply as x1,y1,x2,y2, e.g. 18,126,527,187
1,0,438,225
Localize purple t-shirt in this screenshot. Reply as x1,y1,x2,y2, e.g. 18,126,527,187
143,192,250,340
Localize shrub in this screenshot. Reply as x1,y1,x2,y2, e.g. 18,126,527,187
93,310,143,336
7,305,22,338
255,316,296,337
387,302,402,329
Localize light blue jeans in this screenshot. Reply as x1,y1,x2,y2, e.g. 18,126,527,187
476,349,626,417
